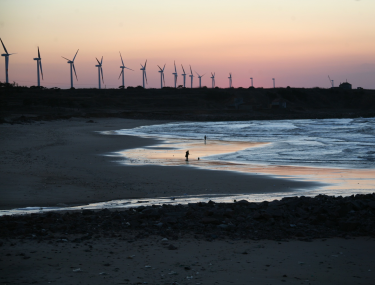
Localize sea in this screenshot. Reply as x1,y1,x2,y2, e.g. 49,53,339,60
117,117,375,169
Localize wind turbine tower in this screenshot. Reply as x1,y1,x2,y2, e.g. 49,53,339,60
172,61,178,88
228,73,232,88
181,65,187,88
189,65,194,88
62,49,79,89
210,72,215,88
140,60,147,88
118,52,133,88
250,77,253,87
195,71,205,88
95,57,104,89
158,64,166,88
328,75,334,88
33,47,43,87
272,78,275,88
1,38,16,84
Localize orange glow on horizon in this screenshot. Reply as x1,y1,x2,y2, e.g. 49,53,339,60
1,0,374,89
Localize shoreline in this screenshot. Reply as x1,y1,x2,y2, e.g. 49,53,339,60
1,117,375,284
0,118,321,211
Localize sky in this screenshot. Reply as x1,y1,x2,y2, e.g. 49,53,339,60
0,0,374,89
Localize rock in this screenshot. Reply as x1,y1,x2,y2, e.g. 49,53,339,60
168,244,178,250
217,224,228,229
200,217,220,225
339,221,359,231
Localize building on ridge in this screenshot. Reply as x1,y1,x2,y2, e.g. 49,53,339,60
339,81,352,90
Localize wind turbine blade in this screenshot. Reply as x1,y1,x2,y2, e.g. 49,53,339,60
0,38,8,54
157,65,162,71
119,52,125,66
163,64,166,71
144,60,147,69
125,67,134,71
120,52,125,66
174,61,177,73
145,71,148,83
100,56,103,65
190,65,193,75
195,71,200,77
38,46,41,59
202,74,205,77
211,72,213,76
73,49,79,62
40,60,43,80
118,69,123,79
101,67,104,83
181,64,185,74
62,56,70,61
96,57,101,65
72,63,78,81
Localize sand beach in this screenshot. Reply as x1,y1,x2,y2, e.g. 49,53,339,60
1,118,375,284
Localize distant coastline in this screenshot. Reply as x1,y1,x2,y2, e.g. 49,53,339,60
1,84,374,124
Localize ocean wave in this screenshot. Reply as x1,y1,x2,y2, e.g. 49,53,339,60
116,118,375,169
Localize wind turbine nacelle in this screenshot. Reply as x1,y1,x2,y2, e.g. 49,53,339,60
95,65,100,67
33,58,40,60
1,54,8,56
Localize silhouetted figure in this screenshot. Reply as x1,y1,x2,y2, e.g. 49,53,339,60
204,135,207,144
185,150,189,161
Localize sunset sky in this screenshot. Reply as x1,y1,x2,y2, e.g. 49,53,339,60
0,0,374,89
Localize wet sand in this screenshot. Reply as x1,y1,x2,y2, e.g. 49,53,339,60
0,118,319,211
118,138,375,197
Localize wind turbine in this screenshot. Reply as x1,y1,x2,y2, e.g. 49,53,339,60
250,77,253,87
328,75,334,88
33,47,43,87
228,73,232,88
195,71,205,88
1,38,16,84
61,49,79,89
157,64,166,88
189,65,194,88
272,78,275,88
95,56,104,89
118,52,133,88
210,72,215,88
181,64,187,88
172,61,178,88
140,60,147,88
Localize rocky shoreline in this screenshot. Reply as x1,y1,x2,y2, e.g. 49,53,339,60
2,194,375,243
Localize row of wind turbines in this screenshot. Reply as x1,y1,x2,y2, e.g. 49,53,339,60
1,38,261,89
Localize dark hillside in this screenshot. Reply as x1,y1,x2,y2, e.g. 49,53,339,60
1,83,374,123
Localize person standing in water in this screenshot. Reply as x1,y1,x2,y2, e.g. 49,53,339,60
185,150,190,161
204,135,207,144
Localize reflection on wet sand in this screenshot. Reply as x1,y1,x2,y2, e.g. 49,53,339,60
118,139,375,195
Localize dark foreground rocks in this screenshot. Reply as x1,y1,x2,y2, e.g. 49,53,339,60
1,194,375,242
